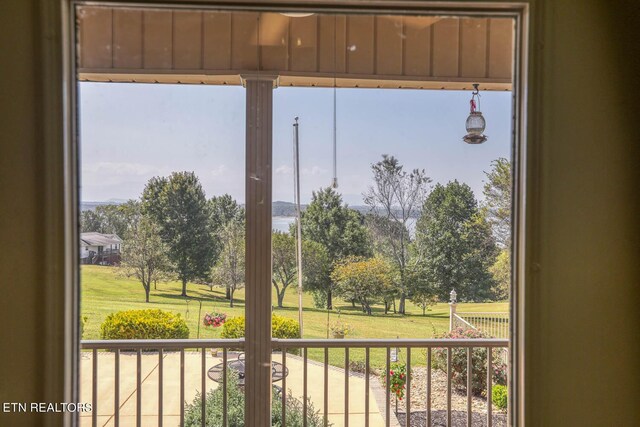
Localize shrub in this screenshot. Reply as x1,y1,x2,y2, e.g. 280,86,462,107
220,316,245,339
220,315,300,339
184,370,326,427
431,327,507,396
380,362,411,400
492,384,508,410
272,315,301,339
100,309,189,340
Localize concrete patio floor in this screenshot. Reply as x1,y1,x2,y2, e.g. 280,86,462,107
80,351,387,427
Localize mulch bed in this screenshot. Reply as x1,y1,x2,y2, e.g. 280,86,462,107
388,367,507,426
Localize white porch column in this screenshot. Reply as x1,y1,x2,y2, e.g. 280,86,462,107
243,75,277,426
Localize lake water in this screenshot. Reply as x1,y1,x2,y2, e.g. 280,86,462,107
272,216,296,233
272,216,417,236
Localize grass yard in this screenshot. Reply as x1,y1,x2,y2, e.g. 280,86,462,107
81,265,507,369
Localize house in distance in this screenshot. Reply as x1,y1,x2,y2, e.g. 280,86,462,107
80,232,122,265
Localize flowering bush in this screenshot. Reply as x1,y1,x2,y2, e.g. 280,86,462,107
329,320,353,337
381,362,410,401
203,311,227,328
431,327,507,396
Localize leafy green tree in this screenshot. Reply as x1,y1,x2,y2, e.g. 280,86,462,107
300,187,371,309
415,181,498,301
363,155,431,314
119,217,170,303
300,240,331,308
80,200,140,238
483,159,512,300
80,209,102,233
406,251,438,315
331,257,393,315
209,194,245,227
141,172,215,297
212,219,245,307
490,249,510,300
209,194,245,298
272,232,297,308
483,158,512,249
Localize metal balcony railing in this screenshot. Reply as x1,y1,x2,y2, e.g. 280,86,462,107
81,338,508,427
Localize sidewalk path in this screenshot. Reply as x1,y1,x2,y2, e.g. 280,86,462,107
80,351,387,426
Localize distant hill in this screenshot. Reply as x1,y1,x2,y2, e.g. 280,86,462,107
269,200,419,218
82,199,418,218
81,200,126,211
271,201,306,216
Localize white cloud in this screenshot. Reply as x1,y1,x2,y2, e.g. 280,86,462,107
302,166,327,176
209,164,228,177
275,165,293,175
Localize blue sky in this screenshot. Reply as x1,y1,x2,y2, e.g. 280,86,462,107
79,82,512,205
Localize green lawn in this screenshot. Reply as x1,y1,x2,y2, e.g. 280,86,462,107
81,265,507,368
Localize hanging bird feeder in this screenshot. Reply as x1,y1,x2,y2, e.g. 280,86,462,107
463,83,488,144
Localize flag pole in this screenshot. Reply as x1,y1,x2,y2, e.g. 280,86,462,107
293,117,304,336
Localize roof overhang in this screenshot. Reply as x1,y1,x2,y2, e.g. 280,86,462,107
77,7,514,90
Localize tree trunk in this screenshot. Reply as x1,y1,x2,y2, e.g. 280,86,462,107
398,294,406,314
364,302,372,315
181,278,188,297
226,286,231,299
277,291,285,308
392,298,397,314
145,284,150,303
351,299,356,308
327,290,333,310
230,288,234,307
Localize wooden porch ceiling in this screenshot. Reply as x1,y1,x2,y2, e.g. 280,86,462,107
77,6,514,90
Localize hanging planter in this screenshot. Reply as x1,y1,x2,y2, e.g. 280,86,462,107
463,83,488,144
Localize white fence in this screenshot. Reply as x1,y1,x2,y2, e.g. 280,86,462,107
452,312,509,339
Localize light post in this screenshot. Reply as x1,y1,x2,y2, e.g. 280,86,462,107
449,289,457,331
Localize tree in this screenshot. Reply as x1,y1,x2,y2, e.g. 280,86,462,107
483,159,512,301
489,249,510,300
119,218,170,303
406,250,438,315
300,187,371,309
80,200,141,238
141,172,216,297
300,240,331,308
211,219,245,307
209,194,244,228
271,232,297,308
415,181,498,301
331,257,393,315
209,194,245,298
363,155,431,314
483,158,512,249
80,209,102,233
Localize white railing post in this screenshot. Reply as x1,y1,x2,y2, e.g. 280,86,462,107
449,289,457,331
